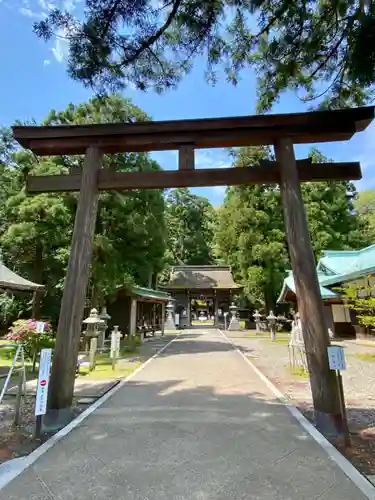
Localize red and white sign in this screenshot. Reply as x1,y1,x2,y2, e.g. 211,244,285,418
35,348,52,416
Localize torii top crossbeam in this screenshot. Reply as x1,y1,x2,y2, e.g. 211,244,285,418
13,106,374,155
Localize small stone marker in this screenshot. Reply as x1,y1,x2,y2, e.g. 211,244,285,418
89,337,97,372
110,326,122,370
267,310,277,341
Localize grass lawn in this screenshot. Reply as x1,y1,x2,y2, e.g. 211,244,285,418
192,320,214,326
0,340,25,368
354,352,375,362
244,331,290,345
264,337,290,345
0,340,35,383
261,332,290,345
78,352,141,380
286,365,309,379
246,331,270,339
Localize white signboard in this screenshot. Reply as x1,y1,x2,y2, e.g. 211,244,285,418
327,346,346,371
35,348,52,416
175,313,180,327
36,321,45,334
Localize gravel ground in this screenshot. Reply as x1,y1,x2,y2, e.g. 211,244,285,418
0,396,84,463
225,330,375,475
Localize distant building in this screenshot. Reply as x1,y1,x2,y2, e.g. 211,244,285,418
162,265,241,327
278,244,375,338
107,286,170,338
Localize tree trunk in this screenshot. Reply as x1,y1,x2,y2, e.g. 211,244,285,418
148,270,153,289
274,137,341,434
264,286,275,315
90,283,100,310
48,146,103,412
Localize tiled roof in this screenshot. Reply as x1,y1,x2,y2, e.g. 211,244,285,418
131,286,170,303
163,265,241,290
0,262,44,292
277,275,338,303
317,244,375,276
278,243,375,303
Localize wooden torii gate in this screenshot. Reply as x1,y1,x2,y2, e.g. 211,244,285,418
13,106,374,432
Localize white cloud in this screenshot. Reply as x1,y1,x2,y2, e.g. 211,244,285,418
43,59,51,65
39,0,56,10
19,6,39,17
51,28,69,63
213,186,227,194
344,122,375,192
195,149,231,169
63,0,76,11
52,39,64,62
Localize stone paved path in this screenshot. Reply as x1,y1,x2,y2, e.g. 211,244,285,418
0,329,370,499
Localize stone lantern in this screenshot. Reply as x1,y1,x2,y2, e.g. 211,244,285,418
228,302,242,331
267,310,277,341
253,310,262,333
99,306,111,349
164,300,176,331
83,308,103,371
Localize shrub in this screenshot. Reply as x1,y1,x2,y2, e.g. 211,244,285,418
5,319,54,362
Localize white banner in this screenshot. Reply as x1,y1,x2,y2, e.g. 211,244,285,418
35,348,52,416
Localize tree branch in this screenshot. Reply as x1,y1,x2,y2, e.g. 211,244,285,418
101,0,123,40
121,0,183,68
308,31,346,79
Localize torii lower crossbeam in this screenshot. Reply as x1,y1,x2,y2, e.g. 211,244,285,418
26,161,361,193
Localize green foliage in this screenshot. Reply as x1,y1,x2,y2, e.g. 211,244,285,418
44,95,166,305
302,149,365,256
354,190,375,244
163,188,215,269
0,94,166,324
34,1,375,108
336,278,375,329
0,293,28,326
214,146,288,310
214,146,365,311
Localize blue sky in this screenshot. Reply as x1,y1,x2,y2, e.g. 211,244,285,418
1,0,375,206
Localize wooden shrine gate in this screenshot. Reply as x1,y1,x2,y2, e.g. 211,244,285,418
13,106,374,432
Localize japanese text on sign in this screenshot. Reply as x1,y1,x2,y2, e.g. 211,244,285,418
327,346,346,371
35,348,52,416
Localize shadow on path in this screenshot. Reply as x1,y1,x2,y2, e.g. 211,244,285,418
0,329,368,500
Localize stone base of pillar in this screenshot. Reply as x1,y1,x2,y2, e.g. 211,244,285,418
228,318,242,331
164,318,176,331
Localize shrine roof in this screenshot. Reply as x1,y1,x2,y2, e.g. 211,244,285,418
162,265,241,291
131,286,170,303
277,243,375,303
0,261,44,292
